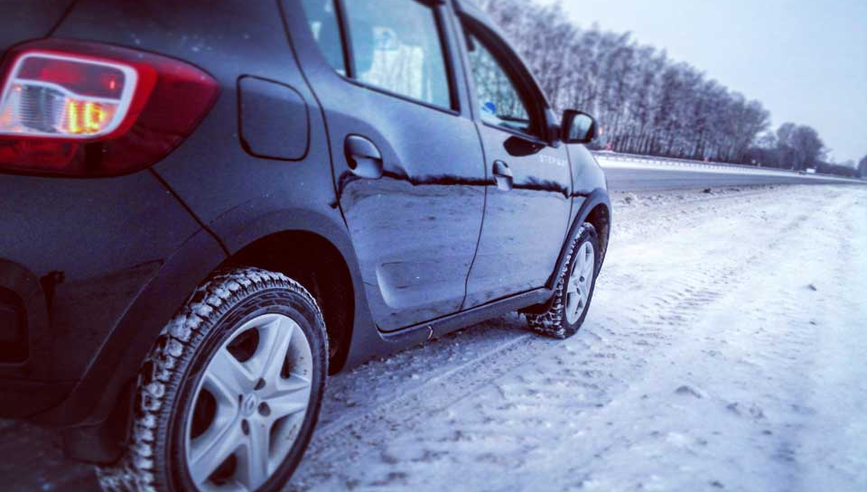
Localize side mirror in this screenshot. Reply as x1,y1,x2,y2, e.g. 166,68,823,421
561,110,597,144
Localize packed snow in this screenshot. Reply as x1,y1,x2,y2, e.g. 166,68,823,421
1,184,865,492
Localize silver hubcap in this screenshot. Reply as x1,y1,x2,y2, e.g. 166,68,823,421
186,313,313,492
565,241,595,324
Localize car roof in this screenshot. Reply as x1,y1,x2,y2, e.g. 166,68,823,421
452,0,497,30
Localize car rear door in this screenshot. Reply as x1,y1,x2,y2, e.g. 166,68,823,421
292,0,486,331
458,19,573,308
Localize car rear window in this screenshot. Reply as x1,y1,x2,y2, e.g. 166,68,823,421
299,0,347,75
343,0,451,109
298,0,453,109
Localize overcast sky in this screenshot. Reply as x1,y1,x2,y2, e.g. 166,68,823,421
537,0,866,163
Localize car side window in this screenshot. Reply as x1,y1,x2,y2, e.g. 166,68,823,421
342,0,451,108
465,31,533,135
299,0,347,75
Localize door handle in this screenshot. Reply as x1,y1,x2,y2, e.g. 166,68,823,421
492,160,513,191
345,135,384,179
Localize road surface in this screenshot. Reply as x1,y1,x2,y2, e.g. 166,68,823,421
597,153,863,191
2,184,866,492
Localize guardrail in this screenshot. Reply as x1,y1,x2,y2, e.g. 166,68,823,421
590,151,864,191
591,151,814,176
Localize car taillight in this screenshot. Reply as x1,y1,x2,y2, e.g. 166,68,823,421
0,39,219,177
0,53,141,139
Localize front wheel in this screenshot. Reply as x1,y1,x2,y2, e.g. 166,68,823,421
526,223,600,339
98,268,328,492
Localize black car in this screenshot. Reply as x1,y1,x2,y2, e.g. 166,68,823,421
0,0,611,490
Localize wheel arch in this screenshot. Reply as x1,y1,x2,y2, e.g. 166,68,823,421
213,206,369,376
520,189,610,317
583,201,611,270
548,189,611,290
58,207,372,463
226,229,356,375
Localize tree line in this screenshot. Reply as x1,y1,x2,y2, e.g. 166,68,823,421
478,0,861,177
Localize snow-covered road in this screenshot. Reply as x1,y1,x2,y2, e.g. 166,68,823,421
3,184,866,492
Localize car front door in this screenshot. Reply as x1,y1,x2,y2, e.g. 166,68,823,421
294,0,486,331
460,22,573,308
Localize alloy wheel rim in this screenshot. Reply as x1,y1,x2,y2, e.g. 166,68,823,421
185,313,313,492
565,241,595,325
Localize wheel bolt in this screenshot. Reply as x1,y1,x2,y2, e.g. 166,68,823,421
254,378,266,391
258,402,271,417
241,419,250,435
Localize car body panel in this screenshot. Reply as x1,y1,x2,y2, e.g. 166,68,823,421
452,7,575,308
0,169,205,418
464,129,572,308
0,0,611,463
285,0,488,332
31,227,226,426
0,0,74,54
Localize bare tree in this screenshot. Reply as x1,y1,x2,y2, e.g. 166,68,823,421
776,123,825,171
476,0,811,167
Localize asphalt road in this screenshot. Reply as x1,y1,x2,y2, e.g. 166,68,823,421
596,153,864,191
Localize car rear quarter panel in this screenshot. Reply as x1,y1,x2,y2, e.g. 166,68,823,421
51,0,385,383
52,0,342,241
0,0,74,53
0,170,204,417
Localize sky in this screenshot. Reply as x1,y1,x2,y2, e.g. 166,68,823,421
537,0,867,164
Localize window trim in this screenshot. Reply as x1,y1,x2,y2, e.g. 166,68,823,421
338,75,461,116
481,118,550,147
332,0,354,77
330,0,353,76
332,0,461,114
460,18,551,143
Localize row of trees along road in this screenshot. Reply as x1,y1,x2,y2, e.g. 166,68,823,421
478,0,863,177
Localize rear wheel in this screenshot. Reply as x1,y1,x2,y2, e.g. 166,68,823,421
98,268,327,492
526,223,600,339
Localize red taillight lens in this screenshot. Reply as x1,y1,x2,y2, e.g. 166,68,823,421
1,53,140,138
0,39,219,176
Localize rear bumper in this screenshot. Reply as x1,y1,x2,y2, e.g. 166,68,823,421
0,169,213,424
27,227,226,428
0,255,163,421
0,379,74,419
0,257,64,418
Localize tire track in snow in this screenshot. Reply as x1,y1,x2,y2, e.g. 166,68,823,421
0,186,853,492
532,186,864,492
287,187,830,491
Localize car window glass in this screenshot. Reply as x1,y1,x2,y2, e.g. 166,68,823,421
299,0,347,75
465,32,532,134
343,0,451,108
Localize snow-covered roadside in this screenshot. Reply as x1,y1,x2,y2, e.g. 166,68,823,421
287,185,867,492
586,186,867,492
1,185,864,492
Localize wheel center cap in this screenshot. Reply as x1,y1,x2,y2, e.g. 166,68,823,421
242,394,258,417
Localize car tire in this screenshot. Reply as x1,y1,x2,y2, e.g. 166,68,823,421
97,267,327,492
525,223,600,339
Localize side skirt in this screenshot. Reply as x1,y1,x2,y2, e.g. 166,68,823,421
380,287,552,343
